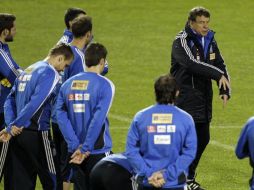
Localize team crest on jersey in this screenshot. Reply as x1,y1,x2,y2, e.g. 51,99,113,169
68,94,74,100
18,83,26,92
147,125,156,133
210,53,215,60
71,80,89,90
152,114,172,124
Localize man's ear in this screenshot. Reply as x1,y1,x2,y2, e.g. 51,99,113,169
2,29,9,36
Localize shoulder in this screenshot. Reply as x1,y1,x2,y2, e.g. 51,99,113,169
134,105,154,120
98,75,115,90
175,30,188,40
174,106,194,122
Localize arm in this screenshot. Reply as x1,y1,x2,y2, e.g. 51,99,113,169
4,83,17,125
6,68,58,133
56,86,80,152
172,37,224,81
125,118,153,178
0,49,20,85
213,40,231,98
80,80,115,153
235,117,254,159
163,118,197,182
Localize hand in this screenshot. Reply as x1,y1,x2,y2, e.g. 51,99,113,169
69,149,90,164
10,125,23,136
0,78,11,88
220,94,228,108
219,75,230,91
0,129,12,142
148,171,165,188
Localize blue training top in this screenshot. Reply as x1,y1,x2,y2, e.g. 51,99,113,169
4,61,59,132
126,104,197,188
56,72,115,154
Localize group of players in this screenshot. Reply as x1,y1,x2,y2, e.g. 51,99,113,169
0,5,254,190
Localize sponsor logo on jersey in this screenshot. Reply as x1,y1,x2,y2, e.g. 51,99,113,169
68,94,74,100
73,104,85,113
71,80,89,90
154,135,171,144
157,125,167,133
75,93,83,100
167,125,176,133
152,114,172,124
147,125,156,133
83,93,90,101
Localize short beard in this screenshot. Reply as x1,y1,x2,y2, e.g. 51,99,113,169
5,35,13,42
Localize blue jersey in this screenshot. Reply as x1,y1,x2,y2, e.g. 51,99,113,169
126,104,197,188
63,45,85,82
235,117,254,190
0,42,21,114
57,29,73,44
4,61,59,133
56,72,115,154
235,117,254,161
58,30,108,75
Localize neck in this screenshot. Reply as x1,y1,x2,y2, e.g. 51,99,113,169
86,66,101,74
0,37,6,44
44,56,53,65
71,38,87,50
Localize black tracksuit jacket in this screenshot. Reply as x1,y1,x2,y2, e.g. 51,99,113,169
170,25,230,123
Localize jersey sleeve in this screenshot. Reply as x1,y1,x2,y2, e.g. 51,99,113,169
125,115,154,178
56,85,80,152
0,49,20,85
81,80,115,153
163,116,197,182
4,82,17,125
6,68,58,133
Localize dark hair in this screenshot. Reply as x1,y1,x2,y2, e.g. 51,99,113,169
49,43,74,61
71,15,92,38
64,8,86,29
0,13,16,34
154,74,178,104
85,43,107,67
188,6,210,22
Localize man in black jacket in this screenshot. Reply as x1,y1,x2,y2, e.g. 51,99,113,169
170,6,230,190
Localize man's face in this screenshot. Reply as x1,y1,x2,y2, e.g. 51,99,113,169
5,21,16,42
190,16,210,36
55,56,73,72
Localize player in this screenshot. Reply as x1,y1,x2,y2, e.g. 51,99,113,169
56,42,115,190
126,74,197,190
0,43,73,190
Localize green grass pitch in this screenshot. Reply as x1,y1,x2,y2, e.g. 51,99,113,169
1,0,254,189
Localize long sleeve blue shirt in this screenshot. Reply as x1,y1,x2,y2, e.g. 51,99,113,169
126,104,197,188
56,72,115,154
0,42,21,114
4,61,59,132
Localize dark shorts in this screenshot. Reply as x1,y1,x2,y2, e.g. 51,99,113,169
90,160,136,190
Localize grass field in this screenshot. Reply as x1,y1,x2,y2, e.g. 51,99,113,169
1,0,254,189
